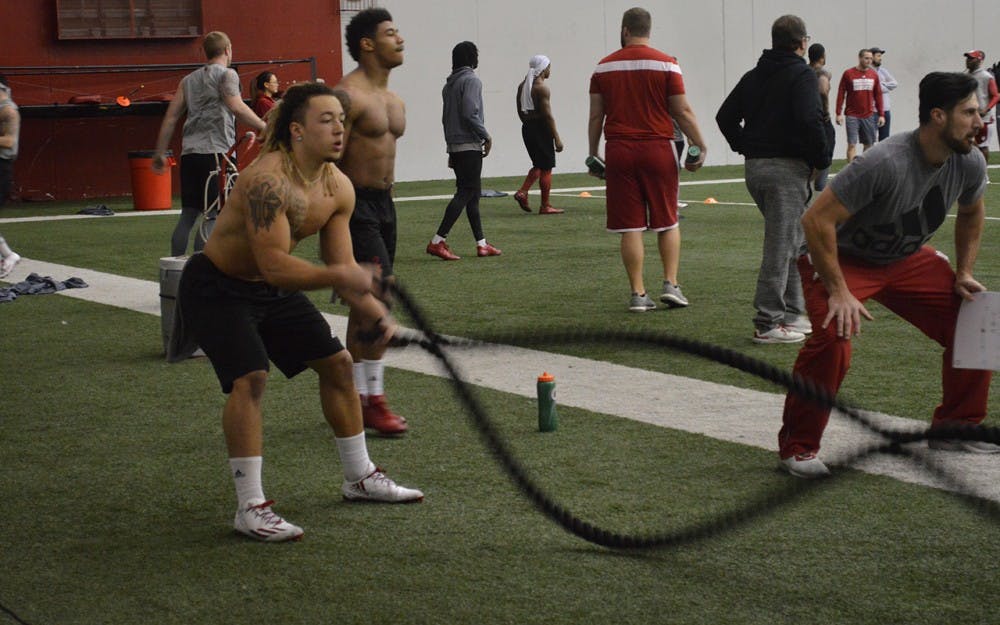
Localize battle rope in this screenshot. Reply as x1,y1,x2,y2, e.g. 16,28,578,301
386,282,1000,549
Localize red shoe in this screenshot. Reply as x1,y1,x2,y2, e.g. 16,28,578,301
513,191,532,212
539,205,564,215
476,243,502,257
363,394,408,435
426,240,460,261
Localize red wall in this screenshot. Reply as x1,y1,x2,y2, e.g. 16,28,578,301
0,1,344,202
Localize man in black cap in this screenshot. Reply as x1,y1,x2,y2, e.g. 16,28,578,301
870,47,897,141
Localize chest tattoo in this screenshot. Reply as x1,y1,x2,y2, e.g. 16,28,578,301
247,174,285,233
286,193,309,239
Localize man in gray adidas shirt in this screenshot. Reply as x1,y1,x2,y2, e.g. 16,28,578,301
779,72,996,479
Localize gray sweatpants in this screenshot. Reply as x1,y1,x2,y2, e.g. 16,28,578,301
744,158,811,333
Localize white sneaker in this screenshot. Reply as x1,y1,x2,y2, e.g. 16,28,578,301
784,316,813,335
0,252,21,279
780,453,831,479
753,326,806,344
342,467,424,503
233,499,304,542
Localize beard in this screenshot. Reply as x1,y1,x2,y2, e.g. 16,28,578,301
943,130,975,155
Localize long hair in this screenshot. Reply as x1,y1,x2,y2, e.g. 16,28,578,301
345,7,393,62
257,82,343,195
918,72,978,125
261,82,336,154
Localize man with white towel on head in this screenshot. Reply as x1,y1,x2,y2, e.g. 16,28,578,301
513,54,565,215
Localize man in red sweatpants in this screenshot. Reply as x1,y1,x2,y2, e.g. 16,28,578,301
779,71,995,479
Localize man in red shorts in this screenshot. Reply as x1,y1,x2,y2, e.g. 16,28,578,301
588,7,708,312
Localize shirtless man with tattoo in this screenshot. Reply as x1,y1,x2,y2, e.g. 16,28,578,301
175,82,423,543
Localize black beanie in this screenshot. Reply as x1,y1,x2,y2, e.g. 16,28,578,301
452,41,478,71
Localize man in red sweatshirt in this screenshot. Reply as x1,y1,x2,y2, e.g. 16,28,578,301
836,49,884,162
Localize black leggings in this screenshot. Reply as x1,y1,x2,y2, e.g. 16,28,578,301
0,158,12,208
436,150,484,241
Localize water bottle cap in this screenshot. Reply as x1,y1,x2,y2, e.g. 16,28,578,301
537,372,555,382
687,145,701,158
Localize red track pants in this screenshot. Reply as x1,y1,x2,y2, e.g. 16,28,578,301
778,246,993,458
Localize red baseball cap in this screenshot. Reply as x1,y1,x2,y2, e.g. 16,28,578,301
964,50,985,61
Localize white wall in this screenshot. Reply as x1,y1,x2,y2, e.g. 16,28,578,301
340,0,1000,182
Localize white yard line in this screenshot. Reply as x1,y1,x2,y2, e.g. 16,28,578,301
4,256,998,500
4,173,999,223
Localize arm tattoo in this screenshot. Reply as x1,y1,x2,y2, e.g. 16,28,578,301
247,174,285,232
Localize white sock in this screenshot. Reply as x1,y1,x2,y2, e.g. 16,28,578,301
353,362,368,396
0,237,12,258
335,432,376,482
363,359,384,396
229,456,265,509
431,234,446,244
477,239,487,247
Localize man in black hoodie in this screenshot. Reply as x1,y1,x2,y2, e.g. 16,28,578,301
716,14,830,345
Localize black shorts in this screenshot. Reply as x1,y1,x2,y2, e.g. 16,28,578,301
180,153,221,213
521,118,556,170
177,253,344,393
350,186,397,277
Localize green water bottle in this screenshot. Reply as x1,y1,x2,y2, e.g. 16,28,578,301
537,372,557,432
685,145,701,165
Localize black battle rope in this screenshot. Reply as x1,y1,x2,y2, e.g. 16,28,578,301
385,282,1000,549
0,602,31,625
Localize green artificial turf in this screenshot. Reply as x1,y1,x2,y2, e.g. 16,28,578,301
1,163,998,624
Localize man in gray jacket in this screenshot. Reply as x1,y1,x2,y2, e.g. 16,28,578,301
870,47,898,141
426,41,502,260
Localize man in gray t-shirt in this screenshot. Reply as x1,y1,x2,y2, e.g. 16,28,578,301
831,130,985,264
778,72,995,479
152,31,265,256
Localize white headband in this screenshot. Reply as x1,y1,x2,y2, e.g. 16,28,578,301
519,55,551,113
